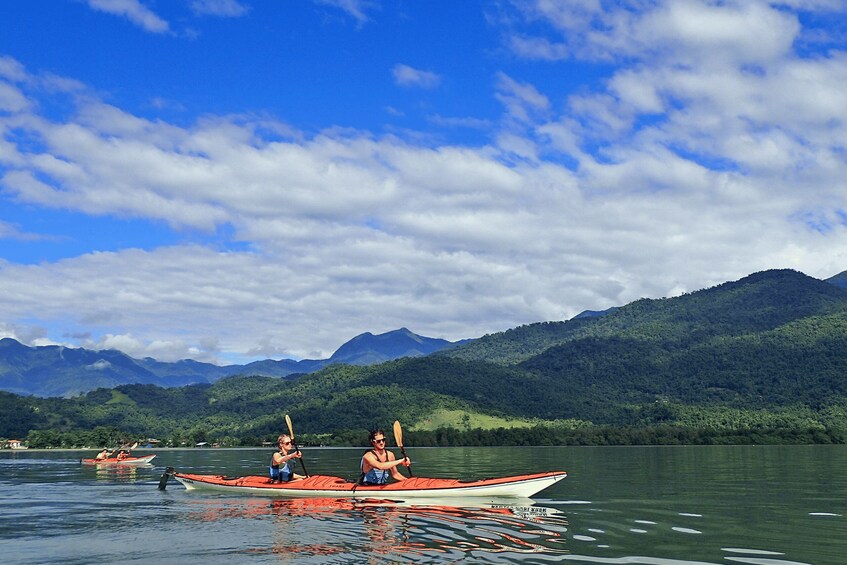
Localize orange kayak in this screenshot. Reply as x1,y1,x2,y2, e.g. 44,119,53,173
81,454,157,465
168,470,566,498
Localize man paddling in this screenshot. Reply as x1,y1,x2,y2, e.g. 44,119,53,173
359,428,411,485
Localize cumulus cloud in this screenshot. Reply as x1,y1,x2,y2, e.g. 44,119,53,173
2,1,847,363
85,0,170,34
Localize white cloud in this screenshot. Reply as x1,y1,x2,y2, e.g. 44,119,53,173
85,333,221,363
495,72,550,126
0,82,30,113
85,0,170,34
392,64,442,89
190,0,249,17
86,359,112,370
0,56,28,82
2,1,847,364
0,221,56,242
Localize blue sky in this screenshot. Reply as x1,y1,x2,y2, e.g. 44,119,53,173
2,0,847,365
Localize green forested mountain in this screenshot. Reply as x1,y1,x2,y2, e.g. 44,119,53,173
4,269,847,447
441,269,847,364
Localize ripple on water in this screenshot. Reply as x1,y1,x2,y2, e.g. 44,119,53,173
671,526,702,534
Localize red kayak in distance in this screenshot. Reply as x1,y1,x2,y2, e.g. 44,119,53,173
81,454,157,465
169,470,566,499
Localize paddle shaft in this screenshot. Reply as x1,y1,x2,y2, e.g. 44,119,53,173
285,414,309,477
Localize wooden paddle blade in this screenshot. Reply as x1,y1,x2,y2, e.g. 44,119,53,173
393,420,403,447
393,420,413,477
285,414,294,439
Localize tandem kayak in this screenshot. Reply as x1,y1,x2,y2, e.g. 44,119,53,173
81,454,157,465
165,470,566,499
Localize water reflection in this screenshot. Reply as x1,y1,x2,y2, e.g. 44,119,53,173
80,462,155,483
181,496,570,561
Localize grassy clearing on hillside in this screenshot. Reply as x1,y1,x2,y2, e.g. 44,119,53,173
412,409,590,431
106,390,133,405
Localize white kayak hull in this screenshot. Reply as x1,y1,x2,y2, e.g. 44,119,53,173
171,471,566,499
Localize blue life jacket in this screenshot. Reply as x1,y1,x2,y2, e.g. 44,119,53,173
360,450,389,485
269,451,293,482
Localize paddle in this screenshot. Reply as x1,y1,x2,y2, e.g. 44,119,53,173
108,441,138,459
285,414,309,477
393,420,413,477
158,466,175,490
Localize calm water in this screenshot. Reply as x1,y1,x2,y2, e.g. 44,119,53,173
1,445,845,564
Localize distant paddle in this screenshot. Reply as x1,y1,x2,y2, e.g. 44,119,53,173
108,441,138,458
285,414,309,477
393,420,413,477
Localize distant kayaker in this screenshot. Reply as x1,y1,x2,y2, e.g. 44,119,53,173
94,449,109,460
270,434,304,483
359,428,411,485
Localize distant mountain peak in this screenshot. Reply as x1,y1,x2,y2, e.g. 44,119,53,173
329,328,453,365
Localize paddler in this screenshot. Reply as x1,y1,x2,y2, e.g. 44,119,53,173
269,434,304,483
359,428,411,485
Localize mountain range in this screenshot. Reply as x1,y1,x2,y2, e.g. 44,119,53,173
0,327,461,397
3,268,847,444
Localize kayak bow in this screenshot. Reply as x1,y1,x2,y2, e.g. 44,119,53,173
169,470,566,499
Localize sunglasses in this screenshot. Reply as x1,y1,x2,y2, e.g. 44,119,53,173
373,438,386,444
280,441,292,446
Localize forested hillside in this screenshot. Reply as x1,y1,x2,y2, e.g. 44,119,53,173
442,269,847,364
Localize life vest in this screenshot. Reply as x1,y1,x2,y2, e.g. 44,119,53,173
269,450,293,482
359,450,390,485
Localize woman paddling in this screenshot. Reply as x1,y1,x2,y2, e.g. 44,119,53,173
269,434,304,483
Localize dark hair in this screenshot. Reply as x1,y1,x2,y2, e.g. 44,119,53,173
368,429,386,443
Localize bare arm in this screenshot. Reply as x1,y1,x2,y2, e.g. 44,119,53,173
363,451,410,480
273,451,301,465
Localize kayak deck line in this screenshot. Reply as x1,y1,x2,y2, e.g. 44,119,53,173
165,470,566,499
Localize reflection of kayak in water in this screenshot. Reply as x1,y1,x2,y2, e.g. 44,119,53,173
186,495,563,521
182,494,570,558
82,455,157,465
269,496,565,522
162,469,566,498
